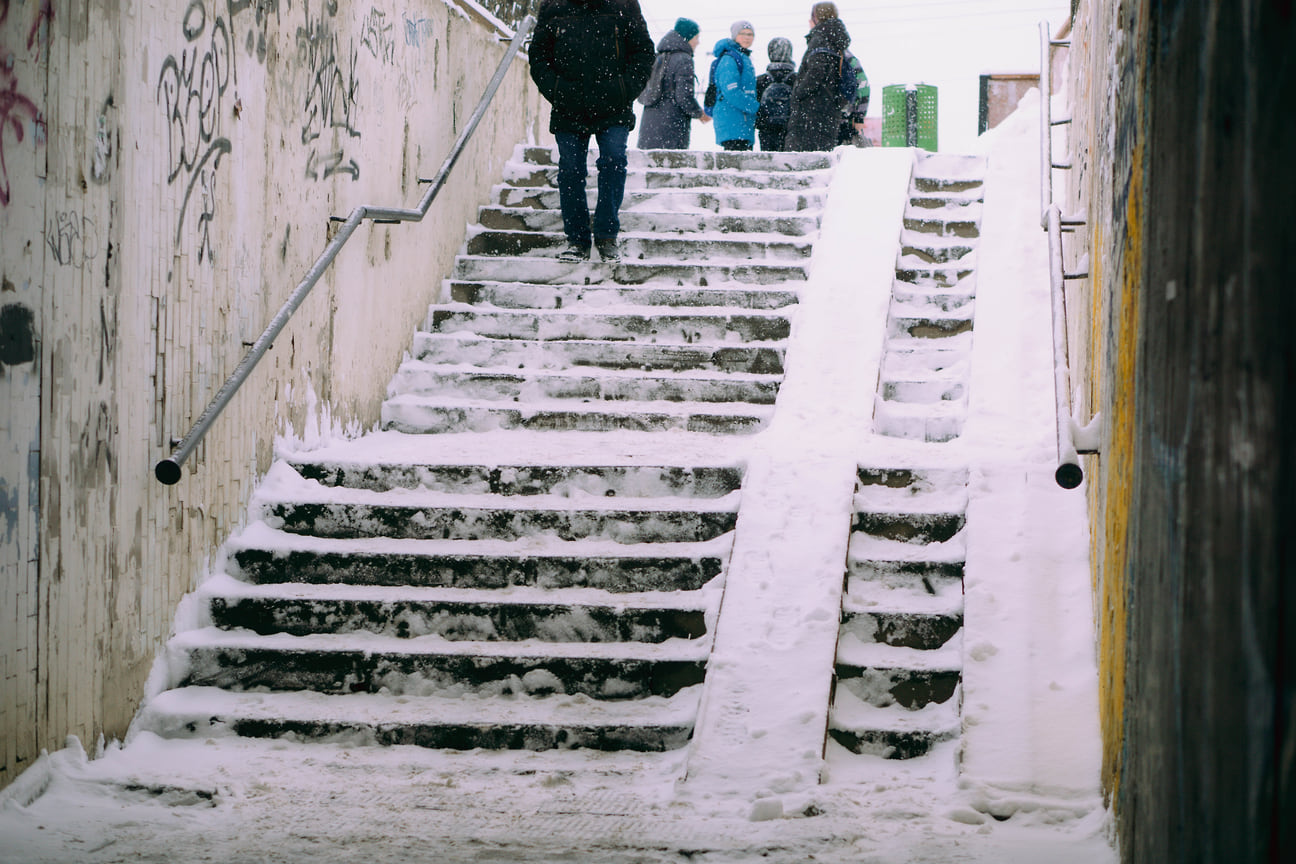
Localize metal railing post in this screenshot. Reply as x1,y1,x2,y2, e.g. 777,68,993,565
155,16,536,485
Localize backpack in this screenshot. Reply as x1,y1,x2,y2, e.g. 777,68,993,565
638,53,666,107
808,47,858,105
704,50,739,111
844,53,870,115
756,78,793,128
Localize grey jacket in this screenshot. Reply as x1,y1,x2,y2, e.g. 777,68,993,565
636,30,704,149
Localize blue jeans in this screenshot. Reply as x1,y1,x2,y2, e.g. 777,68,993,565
555,126,629,247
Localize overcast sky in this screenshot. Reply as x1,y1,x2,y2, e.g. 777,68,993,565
639,0,1073,152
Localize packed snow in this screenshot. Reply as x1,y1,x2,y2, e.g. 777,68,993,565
0,89,1114,863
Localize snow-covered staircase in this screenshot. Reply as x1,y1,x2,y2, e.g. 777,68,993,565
875,154,986,443
382,147,835,436
826,154,986,761
138,146,838,753
829,466,968,759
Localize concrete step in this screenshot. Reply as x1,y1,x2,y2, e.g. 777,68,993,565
388,363,781,406
284,460,744,497
839,607,963,651
873,398,966,442
380,394,773,435
410,332,787,375
879,377,966,404
475,206,822,238
516,145,835,173
203,576,710,643
888,308,975,340
229,527,730,592
446,279,800,311
173,628,709,699
139,685,701,752
835,636,963,710
465,230,813,262
894,262,975,289
903,212,981,238
889,282,974,312
851,510,966,545
827,685,961,759
426,305,793,344
496,185,827,214
502,162,833,193
451,254,809,286
899,232,977,264
257,489,741,543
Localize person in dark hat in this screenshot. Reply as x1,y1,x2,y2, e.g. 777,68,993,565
637,18,711,150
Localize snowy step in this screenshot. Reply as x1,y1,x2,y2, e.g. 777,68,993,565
912,176,983,195
497,185,827,215
873,399,966,442
475,206,822,238
879,377,966,404
903,212,981,238
381,394,773,436
879,346,969,378
852,508,966,545
839,607,963,652
139,685,700,752
894,262,976,289
230,529,729,592
888,309,975,340
285,459,744,498
451,254,809,286
203,575,711,643
842,575,964,618
173,628,709,699
899,233,977,264
388,363,781,406
889,282,975,312
502,162,833,193
465,230,813,262
257,489,741,544
516,145,835,173
854,466,970,500
847,532,967,587
827,685,961,759
834,635,963,709
446,279,800,311
410,332,786,375
913,153,987,181
425,305,793,344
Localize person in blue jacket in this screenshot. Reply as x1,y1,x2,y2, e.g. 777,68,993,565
708,21,759,151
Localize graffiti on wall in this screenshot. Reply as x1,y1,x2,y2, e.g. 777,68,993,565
0,0,50,208
297,0,363,180
43,210,99,269
403,14,434,48
361,7,395,65
156,1,241,267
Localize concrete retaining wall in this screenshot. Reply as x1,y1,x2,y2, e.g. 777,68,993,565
0,0,546,788
1063,1,1294,859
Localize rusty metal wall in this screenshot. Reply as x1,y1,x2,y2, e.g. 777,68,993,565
0,0,546,788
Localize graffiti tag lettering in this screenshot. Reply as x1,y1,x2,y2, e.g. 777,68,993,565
0,67,40,207
361,7,395,65
44,210,100,269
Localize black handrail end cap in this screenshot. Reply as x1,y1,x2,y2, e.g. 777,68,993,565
156,458,183,486
1055,462,1084,490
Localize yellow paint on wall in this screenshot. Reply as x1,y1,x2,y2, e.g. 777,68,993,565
1098,140,1143,806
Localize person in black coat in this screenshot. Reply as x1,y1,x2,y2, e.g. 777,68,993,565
530,0,654,262
785,2,852,152
636,18,711,150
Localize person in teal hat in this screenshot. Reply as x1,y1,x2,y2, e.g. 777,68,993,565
707,21,759,151
637,18,711,149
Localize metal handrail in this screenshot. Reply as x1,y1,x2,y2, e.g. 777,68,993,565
1038,20,1096,489
155,16,536,485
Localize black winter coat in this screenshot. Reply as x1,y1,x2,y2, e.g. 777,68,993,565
785,17,851,152
636,30,704,150
529,0,655,136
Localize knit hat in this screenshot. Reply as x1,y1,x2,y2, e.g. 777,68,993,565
767,37,793,63
673,17,700,41
731,20,755,39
